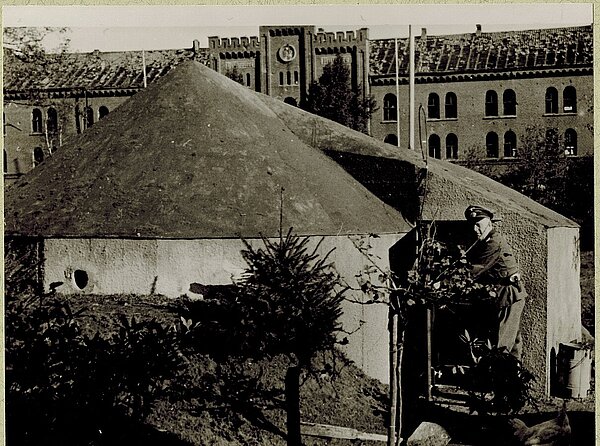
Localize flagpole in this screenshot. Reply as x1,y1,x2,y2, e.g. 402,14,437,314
394,38,400,148
142,49,148,88
409,25,415,151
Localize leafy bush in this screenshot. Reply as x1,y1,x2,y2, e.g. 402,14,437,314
4,237,44,297
460,332,536,415
354,225,536,420
6,295,182,445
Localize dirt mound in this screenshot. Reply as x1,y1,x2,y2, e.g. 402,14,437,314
68,294,389,445
5,61,408,239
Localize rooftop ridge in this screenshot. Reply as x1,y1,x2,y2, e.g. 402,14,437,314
369,24,592,43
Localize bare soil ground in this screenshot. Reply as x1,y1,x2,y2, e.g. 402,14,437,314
68,294,389,445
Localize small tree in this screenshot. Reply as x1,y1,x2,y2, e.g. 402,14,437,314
304,54,376,134
498,126,569,209
224,65,245,85
352,225,536,445
234,229,346,445
464,125,594,244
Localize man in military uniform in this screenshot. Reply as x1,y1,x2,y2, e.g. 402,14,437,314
465,205,527,360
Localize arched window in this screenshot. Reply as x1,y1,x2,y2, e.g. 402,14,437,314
445,92,457,119
485,90,498,117
384,134,398,146
428,93,440,119
32,108,43,133
383,94,397,121
279,72,284,86
294,71,299,85
287,71,292,85
33,147,44,167
246,73,251,87
46,107,58,133
503,89,517,116
428,134,441,159
545,87,558,114
563,86,577,113
85,107,94,128
284,97,297,106
445,133,458,159
504,131,517,157
486,132,499,158
545,128,559,150
99,106,109,119
565,129,577,156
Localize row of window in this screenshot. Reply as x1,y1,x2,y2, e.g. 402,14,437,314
31,106,109,134
418,129,577,159
482,128,577,158
382,86,578,121
383,132,460,159
2,147,46,173
385,128,579,160
279,70,299,86
545,87,577,114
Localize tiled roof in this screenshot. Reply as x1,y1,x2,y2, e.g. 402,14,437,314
3,47,210,93
3,25,592,93
369,25,592,76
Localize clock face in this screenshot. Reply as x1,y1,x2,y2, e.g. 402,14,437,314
278,44,296,62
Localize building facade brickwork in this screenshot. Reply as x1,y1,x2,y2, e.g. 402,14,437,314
3,24,592,184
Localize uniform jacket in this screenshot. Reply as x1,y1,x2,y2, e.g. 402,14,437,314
467,229,527,308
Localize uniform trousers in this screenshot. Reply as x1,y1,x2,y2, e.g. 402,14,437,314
497,298,525,360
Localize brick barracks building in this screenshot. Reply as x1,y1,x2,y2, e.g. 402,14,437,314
3,24,592,185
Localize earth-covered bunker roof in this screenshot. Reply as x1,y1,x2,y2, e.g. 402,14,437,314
5,61,411,238
256,93,578,229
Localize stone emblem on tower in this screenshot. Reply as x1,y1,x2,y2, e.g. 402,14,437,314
278,44,296,62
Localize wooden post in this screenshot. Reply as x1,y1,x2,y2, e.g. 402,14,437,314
396,325,404,446
388,309,398,446
286,366,302,446
426,307,433,401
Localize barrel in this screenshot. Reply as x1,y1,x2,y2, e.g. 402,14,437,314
558,342,593,398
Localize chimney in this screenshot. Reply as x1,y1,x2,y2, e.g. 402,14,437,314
421,27,427,39
476,24,482,36
193,39,200,53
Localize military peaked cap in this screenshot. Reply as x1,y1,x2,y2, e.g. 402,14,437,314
464,205,495,221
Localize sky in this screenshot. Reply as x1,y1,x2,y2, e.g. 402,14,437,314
2,4,594,53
